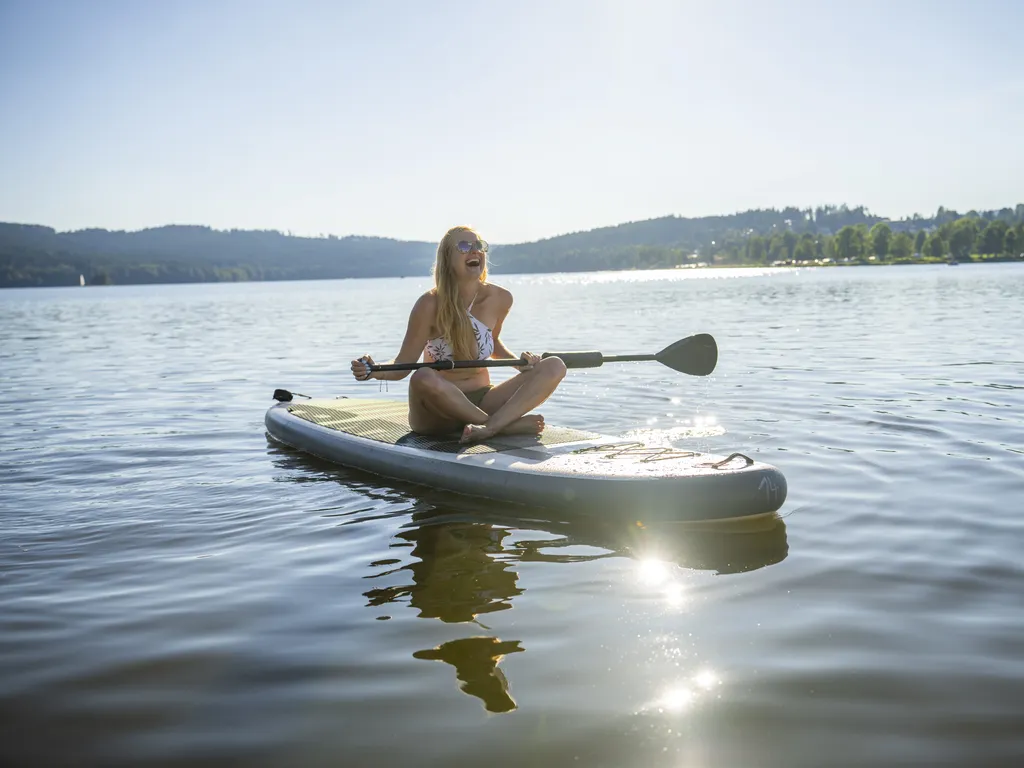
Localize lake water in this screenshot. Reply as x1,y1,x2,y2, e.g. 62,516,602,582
2,264,1022,767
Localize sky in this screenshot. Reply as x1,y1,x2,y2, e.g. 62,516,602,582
1,0,1022,244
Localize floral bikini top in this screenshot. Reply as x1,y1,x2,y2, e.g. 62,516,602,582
423,293,495,361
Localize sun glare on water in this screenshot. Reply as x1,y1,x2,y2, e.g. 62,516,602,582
647,669,722,716
624,412,724,443
657,686,696,713
633,558,723,717
636,558,688,608
636,558,672,586
694,669,719,691
538,268,790,286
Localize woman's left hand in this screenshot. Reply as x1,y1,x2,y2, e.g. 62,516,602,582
517,351,541,371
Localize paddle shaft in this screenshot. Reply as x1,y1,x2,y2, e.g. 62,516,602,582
363,333,717,377
369,352,596,372
368,351,655,373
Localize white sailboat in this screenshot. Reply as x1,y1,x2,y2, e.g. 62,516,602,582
79,274,86,286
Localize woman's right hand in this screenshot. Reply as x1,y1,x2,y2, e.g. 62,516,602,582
351,355,375,381
517,351,540,371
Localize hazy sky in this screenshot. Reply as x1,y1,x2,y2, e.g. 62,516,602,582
1,0,1022,243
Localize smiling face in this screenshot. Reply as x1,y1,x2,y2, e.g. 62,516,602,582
450,229,487,281
433,225,489,295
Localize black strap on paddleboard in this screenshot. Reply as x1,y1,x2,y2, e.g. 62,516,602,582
273,389,311,402
702,452,754,469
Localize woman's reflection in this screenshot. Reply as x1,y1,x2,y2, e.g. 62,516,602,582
364,518,526,713
364,520,522,623
413,636,524,714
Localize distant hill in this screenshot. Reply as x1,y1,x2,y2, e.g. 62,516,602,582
0,223,437,287
491,206,882,272
2,203,1023,287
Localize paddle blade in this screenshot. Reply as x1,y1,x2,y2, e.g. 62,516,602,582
657,334,718,376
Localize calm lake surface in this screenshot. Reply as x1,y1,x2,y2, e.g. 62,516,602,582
2,265,1023,767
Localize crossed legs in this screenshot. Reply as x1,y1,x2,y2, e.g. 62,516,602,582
407,357,567,443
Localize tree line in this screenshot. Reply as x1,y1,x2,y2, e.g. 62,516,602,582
2,203,1022,288
704,214,1024,266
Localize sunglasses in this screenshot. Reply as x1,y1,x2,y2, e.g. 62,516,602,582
456,239,489,254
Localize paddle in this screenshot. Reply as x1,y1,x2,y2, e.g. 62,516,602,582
366,333,718,377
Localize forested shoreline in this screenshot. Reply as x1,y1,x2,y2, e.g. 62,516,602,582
2,204,1022,288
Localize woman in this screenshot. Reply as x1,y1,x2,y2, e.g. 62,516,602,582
350,225,566,444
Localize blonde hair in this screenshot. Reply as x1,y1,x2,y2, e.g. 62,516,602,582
432,225,488,359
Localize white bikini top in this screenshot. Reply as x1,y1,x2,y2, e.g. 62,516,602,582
424,293,495,361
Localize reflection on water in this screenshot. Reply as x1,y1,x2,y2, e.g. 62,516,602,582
271,441,788,714
414,637,524,714
363,517,525,713
364,521,522,623
513,515,789,576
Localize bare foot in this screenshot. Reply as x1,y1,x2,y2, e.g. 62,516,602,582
500,414,545,436
460,415,545,444
460,423,495,444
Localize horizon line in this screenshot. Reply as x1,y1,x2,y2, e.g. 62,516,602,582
3,200,1022,246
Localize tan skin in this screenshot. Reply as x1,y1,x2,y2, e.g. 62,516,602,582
350,230,566,443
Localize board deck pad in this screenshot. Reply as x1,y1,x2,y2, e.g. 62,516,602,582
287,399,601,455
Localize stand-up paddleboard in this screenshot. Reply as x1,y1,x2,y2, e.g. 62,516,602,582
265,394,787,522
